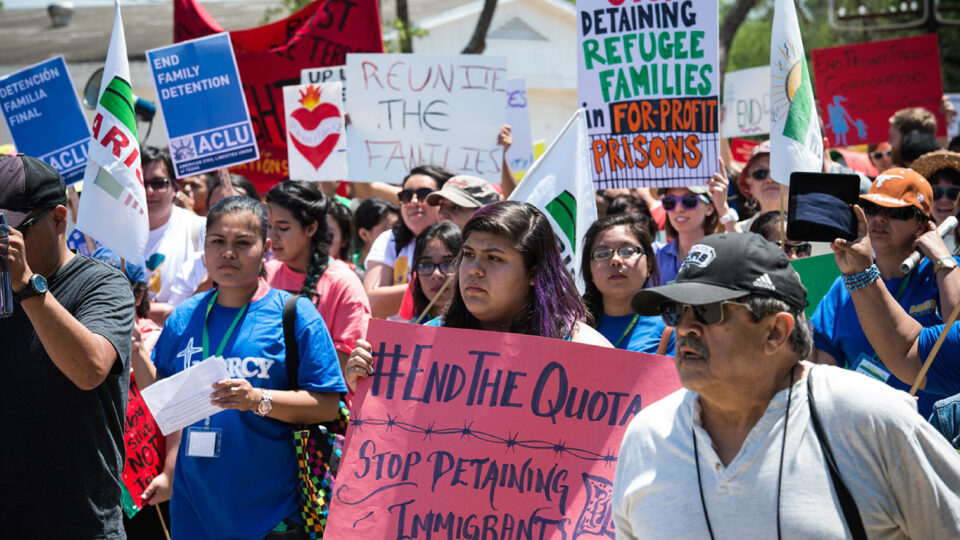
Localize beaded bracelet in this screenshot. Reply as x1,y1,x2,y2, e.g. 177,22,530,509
842,264,881,292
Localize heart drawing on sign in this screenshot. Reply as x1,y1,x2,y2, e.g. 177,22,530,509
288,85,342,170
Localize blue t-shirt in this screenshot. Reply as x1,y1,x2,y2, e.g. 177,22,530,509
597,313,675,355
652,240,680,286
153,288,346,540
915,324,960,398
811,257,953,417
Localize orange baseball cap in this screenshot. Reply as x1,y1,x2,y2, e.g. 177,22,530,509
860,167,932,216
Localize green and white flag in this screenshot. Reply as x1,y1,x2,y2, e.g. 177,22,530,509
76,0,147,262
769,0,822,185
508,109,598,292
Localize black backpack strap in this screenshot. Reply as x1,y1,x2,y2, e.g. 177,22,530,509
283,294,301,391
807,368,868,540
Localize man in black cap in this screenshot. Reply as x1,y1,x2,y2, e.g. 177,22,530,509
613,232,960,538
0,155,134,538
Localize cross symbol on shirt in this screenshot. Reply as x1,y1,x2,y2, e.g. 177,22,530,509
176,337,204,369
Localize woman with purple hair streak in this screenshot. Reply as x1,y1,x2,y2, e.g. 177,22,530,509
344,201,612,391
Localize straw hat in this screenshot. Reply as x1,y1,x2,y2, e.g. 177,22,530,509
911,150,960,181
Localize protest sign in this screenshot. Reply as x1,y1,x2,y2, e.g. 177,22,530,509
284,82,347,181
0,56,90,184
812,34,945,147
791,253,841,318
147,32,258,178
947,93,960,140
301,65,347,104
730,137,760,164
174,0,384,193
721,66,770,138
505,78,535,175
325,319,682,538
121,379,165,518
576,0,720,189
346,54,508,184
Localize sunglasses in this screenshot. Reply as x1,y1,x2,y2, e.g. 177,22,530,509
861,201,924,221
415,259,455,275
660,194,706,211
933,187,960,201
144,177,173,191
591,245,644,261
871,150,892,160
15,207,54,234
659,300,751,327
776,241,812,257
750,168,770,181
399,187,433,204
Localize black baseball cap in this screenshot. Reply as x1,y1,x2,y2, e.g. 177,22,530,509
0,154,67,228
631,232,808,316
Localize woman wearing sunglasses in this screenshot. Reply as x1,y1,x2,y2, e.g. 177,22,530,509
653,183,732,286
736,141,784,230
363,165,452,317
581,214,674,355
811,168,960,417
411,221,461,323
912,150,960,253
345,202,612,390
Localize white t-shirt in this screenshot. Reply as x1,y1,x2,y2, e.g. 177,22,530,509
613,363,960,539
145,206,205,305
364,229,415,285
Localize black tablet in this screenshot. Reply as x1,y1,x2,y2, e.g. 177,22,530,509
787,172,861,242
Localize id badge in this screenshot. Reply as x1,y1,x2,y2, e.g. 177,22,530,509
854,353,891,382
186,427,221,458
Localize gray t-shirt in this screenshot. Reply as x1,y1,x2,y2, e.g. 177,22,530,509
0,254,134,538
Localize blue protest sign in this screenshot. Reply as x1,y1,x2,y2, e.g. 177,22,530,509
0,56,91,184
146,32,258,178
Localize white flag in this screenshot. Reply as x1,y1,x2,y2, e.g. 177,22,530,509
508,109,598,292
769,0,822,185
76,0,148,262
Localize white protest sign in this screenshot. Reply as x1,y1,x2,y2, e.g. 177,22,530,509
301,65,346,104
505,77,535,174
721,66,770,138
948,93,960,139
284,82,347,181
576,0,720,189
346,54,507,184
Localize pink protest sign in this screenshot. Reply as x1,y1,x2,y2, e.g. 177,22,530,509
325,319,682,538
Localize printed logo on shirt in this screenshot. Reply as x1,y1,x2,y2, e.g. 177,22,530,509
146,252,166,294
679,245,716,273
176,337,275,379
393,255,410,285
909,299,936,317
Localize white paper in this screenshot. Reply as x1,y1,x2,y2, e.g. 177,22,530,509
141,356,230,435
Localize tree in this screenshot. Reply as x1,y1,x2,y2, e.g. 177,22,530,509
462,0,499,54
719,0,763,76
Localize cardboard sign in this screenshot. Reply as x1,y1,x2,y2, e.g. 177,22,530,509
721,66,770,138
730,137,760,164
0,56,91,184
346,54,508,184
174,0,384,193
812,34,945,147
325,320,682,537
121,379,165,517
301,65,347,105
284,82,347,181
505,78,535,174
576,0,721,189
147,32,259,178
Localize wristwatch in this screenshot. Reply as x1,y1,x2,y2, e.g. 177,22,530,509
14,274,48,302
935,257,958,272
255,389,273,417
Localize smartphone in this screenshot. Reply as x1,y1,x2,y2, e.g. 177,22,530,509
787,172,860,242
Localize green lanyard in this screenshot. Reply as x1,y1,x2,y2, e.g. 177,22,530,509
202,291,249,359
614,314,640,348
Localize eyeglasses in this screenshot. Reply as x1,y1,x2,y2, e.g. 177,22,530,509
933,187,960,201
659,300,751,327
15,207,54,234
591,245,645,261
415,259,455,275
144,177,173,191
660,194,706,211
776,241,812,257
398,187,433,204
861,201,924,221
871,150,892,160
750,168,770,181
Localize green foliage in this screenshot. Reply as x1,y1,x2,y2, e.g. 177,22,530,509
384,18,428,53
260,0,311,25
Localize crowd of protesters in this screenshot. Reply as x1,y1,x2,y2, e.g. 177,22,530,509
6,95,960,538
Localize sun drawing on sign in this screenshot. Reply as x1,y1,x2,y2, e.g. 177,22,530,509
288,84,343,171
769,38,814,145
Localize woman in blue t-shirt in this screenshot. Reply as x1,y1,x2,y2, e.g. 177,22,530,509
581,214,675,355
140,196,347,539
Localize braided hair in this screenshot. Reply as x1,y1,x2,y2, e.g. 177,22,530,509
265,181,332,301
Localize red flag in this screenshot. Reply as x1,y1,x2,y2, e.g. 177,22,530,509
174,0,384,193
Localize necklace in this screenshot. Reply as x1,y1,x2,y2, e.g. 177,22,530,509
693,364,797,540
613,314,640,348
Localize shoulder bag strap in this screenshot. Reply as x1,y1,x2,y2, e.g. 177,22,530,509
807,368,868,540
283,295,301,391
656,326,674,356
